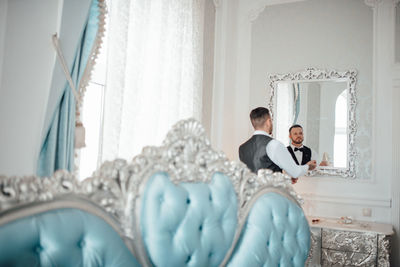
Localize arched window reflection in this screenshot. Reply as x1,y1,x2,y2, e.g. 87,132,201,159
333,90,347,167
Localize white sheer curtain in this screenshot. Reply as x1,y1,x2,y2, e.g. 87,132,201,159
101,0,204,162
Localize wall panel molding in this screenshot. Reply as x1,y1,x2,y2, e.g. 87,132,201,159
302,193,391,208
391,63,400,265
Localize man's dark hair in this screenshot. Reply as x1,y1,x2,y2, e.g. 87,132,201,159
250,107,270,129
289,124,303,133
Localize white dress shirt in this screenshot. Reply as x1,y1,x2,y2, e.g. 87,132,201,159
253,131,309,178
289,144,319,165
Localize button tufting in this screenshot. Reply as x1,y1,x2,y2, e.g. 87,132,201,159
186,255,192,263
186,198,191,204
79,240,86,248
159,196,164,203
209,194,213,202
266,240,270,246
208,252,213,258
35,245,43,253
199,225,203,231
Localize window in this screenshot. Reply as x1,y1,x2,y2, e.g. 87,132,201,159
77,0,205,180
333,90,347,168
77,8,109,180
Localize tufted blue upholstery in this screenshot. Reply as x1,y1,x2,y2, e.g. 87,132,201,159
227,192,310,267
140,172,238,267
0,208,140,267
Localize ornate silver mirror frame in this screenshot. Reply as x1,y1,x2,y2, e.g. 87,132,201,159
267,67,357,178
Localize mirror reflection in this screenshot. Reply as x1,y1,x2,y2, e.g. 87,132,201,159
274,81,348,169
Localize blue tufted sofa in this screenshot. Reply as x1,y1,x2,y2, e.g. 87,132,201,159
0,119,310,267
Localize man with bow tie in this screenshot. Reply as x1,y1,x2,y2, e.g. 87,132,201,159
239,107,316,183
287,124,316,165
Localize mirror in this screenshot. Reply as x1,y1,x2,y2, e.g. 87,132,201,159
268,68,357,178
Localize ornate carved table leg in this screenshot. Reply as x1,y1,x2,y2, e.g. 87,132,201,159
307,228,321,266
377,234,391,267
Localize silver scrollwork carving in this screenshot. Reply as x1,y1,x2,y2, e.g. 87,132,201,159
322,248,376,266
377,234,391,267
306,229,319,266
322,229,377,254
309,226,393,267
0,171,79,211
0,118,305,265
268,67,358,178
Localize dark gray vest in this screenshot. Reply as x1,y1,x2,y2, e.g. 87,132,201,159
239,135,282,174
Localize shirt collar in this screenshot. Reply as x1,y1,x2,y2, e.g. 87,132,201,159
253,130,272,137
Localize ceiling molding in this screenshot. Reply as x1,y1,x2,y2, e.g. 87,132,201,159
246,0,308,22
248,4,267,22
364,0,383,8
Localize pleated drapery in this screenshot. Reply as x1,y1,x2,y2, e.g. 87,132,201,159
37,0,105,177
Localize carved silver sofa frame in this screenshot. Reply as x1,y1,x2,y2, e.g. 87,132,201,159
0,119,307,266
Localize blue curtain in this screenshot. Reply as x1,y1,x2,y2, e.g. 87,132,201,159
37,0,101,177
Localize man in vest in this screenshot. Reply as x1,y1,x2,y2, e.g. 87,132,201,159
287,124,328,166
239,107,316,180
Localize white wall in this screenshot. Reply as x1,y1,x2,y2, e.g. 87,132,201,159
230,0,389,219
0,0,60,175
396,3,400,62
392,62,400,266
211,0,398,259
0,0,7,89
251,0,373,179
248,1,387,221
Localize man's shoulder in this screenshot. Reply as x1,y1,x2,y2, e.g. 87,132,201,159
239,137,253,149
240,135,274,149
253,134,274,141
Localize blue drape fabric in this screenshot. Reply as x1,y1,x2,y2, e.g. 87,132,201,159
38,0,100,177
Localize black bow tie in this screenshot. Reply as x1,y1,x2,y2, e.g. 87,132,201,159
294,147,304,152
